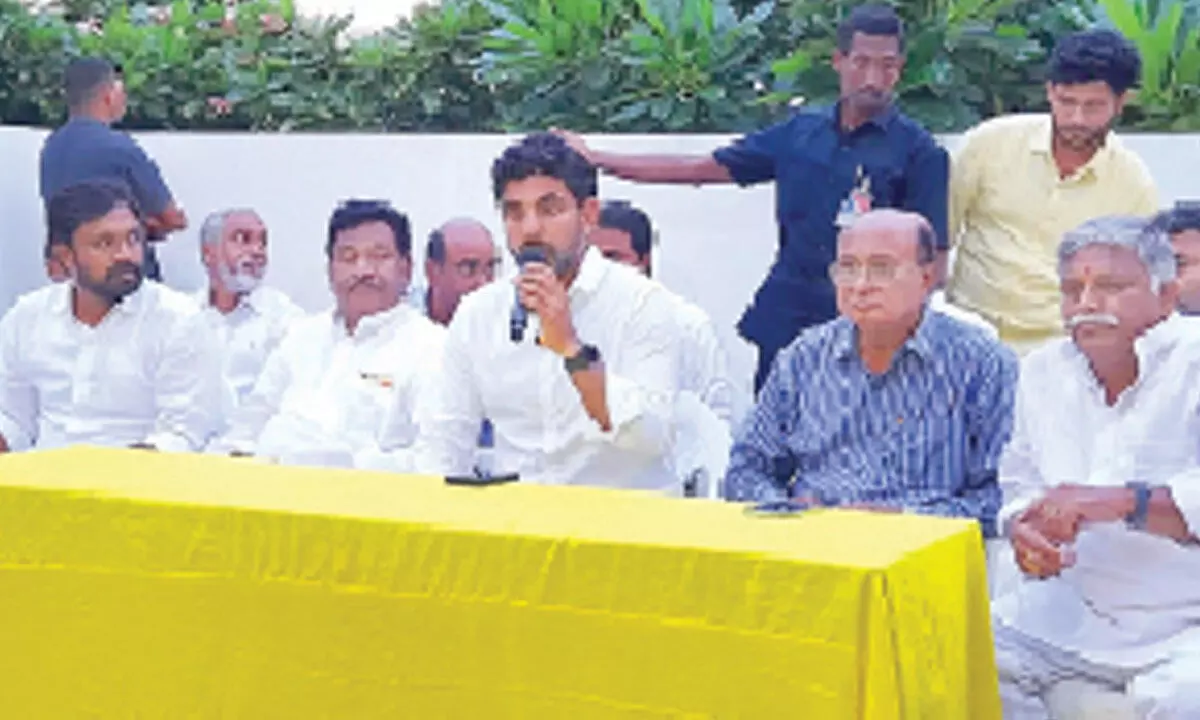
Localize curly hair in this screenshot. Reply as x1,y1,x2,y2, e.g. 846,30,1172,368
1047,29,1141,95
490,132,597,204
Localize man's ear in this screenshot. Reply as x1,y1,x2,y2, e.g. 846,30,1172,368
580,197,601,229
50,244,75,276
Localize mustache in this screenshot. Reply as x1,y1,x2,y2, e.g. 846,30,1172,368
1067,312,1120,329
349,276,385,290
106,261,142,281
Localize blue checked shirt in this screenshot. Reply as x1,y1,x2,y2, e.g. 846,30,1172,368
724,311,1017,537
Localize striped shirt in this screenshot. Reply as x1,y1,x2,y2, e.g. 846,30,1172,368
724,311,1017,537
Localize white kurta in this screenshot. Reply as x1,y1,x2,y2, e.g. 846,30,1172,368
210,303,444,469
994,315,1200,718
0,282,224,452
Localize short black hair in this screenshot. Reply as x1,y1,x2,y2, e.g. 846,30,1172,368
916,222,937,264
1047,29,1141,95
426,228,446,264
491,132,597,204
65,57,120,110
326,200,412,258
836,4,905,54
1153,201,1200,236
598,200,653,259
46,178,141,250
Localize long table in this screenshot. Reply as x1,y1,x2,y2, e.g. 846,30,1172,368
0,447,1000,718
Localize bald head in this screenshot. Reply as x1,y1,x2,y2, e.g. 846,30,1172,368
425,217,499,325
838,209,937,264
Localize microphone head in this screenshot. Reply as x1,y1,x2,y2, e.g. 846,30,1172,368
514,245,551,267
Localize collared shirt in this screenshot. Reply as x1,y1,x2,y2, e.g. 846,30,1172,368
194,286,305,407
39,117,173,215
724,311,1017,536
0,282,223,452
994,316,1200,668
414,247,680,490
713,105,950,354
947,114,1159,344
210,303,445,469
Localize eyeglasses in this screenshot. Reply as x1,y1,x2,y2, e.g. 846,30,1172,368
451,257,502,278
828,259,908,285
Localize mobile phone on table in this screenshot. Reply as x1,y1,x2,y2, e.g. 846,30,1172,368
743,499,811,517
444,472,520,487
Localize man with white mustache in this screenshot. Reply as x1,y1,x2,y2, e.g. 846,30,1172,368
195,208,304,409
992,215,1200,718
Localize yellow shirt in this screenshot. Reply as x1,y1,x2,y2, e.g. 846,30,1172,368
946,114,1159,346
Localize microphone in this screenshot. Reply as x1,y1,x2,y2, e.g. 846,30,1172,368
510,245,550,343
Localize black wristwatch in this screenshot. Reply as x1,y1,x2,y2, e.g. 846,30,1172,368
1125,481,1151,530
563,344,601,374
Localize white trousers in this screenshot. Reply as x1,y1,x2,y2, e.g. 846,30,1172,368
995,622,1200,719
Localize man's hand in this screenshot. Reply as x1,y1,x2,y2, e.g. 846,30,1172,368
1011,515,1074,579
516,263,579,357
550,128,594,164
1030,485,1135,543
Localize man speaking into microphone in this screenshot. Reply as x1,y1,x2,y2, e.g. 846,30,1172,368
413,133,682,491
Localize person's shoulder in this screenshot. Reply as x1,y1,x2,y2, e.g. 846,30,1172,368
5,284,65,320
1106,133,1155,179
448,278,510,336
255,286,304,316
144,282,204,317
926,311,1017,370
778,316,849,365
962,113,1046,146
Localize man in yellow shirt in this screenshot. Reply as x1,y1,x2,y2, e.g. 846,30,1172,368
946,29,1159,352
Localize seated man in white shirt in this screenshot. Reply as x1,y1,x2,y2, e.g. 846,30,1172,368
587,199,732,496
415,133,680,490
995,215,1200,719
0,179,222,452
196,208,304,410
212,199,444,469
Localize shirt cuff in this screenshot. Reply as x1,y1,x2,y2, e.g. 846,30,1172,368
0,412,32,452
1165,470,1200,535
997,498,1033,538
144,431,195,454
586,374,671,451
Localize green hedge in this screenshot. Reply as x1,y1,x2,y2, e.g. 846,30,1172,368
2,0,1197,133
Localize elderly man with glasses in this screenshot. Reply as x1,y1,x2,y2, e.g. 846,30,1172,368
411,218,501,326
724,208,1018,539
993,215,1200,719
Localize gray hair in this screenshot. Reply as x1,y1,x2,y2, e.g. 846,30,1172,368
199,208,259,249
1057,215,1176,293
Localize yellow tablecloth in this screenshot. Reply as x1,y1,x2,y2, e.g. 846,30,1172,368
0,447,999,718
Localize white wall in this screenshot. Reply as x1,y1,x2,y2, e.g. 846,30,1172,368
2,127,1198,412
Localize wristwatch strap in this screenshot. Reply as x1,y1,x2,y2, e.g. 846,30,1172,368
564,344,600,374
1125,481,1151,530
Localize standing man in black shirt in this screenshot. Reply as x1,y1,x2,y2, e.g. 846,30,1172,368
39,57,187,282
554,4,949,393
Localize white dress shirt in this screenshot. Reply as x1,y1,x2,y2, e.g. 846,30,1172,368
194,286,304,406
995,315,1200,668
210,303,444,469
415,247,680,490
0,281,223,452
